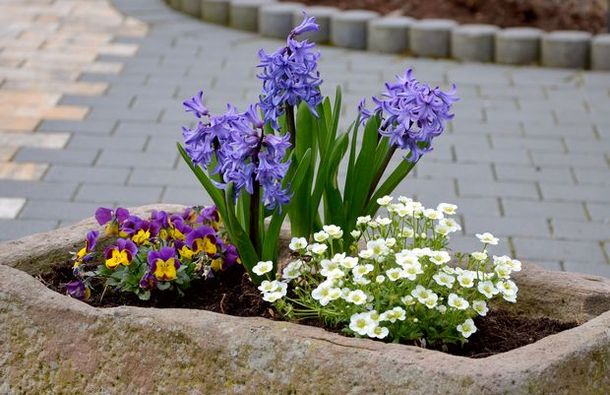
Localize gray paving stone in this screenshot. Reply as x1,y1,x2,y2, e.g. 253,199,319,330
37,119,116,135
564,137,610,154
552,218,610,241
14,147,99,166
587,203,610,221
230,0,273,32
180,0,201,17
458,179,539,199
464,215,550,238
490,136,564,152
540,183,610,203
43,165,131,185
67,135,148,151
562,261,610,277
19,201,108,221
114,121,182,137
494,164,573,183
512,237,606,264
0,219,59,242
161,186,213,205
97,150,178,169
128,166,197,187
0,181,78,200
501,199,587,220
455,147,530,165
415,161,495,181
573,169,610,185
75,184,164,205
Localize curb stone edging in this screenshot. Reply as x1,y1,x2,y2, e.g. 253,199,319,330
167,0,610,70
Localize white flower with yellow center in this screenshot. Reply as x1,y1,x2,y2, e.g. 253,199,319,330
259,281,287,303
508,259,522,272
402,262,423,280
437,305,447,314
323,224,343,239
367,325,389,339
367,239,389,259
497,280,518,303
398,196,413,204
375,275,385,283
471,251,488,261
352,264,374,277
411,285,433,304
258,280,276,293
311,281,341,306
353,276,371,285
423,293,439,309
309,243,328,255
494,264,512,279
437,203,458,215
395,250,419,267
434,225,450,236
457,271,476,288
433,272,455,288
350,229,361,239
358,249,374,259
423,208,444,220
340,256,359,269
411,247,432,257
476,232,499,245
399,227,414,238
439,218,461,232
320,259,344,280
376,195,393,206
448,293,469,310
477,280,498,299
401,295,415,306
356,215,371,226
288,237,308,252
429,250,451,266
282,260,304,280
472,300,488,316
313,231,329,243
346,290,368,305
385,237,396,248
252,261,273,276
457,319,477,338
349,312,376,336
375,217,391,227
385,268,402,282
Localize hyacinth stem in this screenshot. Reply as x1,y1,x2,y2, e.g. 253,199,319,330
285,104,296,147
367,144,397,202
250,181,261,250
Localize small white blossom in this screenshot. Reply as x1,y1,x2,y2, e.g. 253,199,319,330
375,275,385,283
349,312,376,336
358,249,374,259
385,268,402,282
497,280,518,303
340,256,359,269
309,243,328,255
395,204,413,217
353,276,371,285
508,259,522,272
424,293,439,309
252,261,273,276
457,271,476,288
367,325,389,339
350,230,361,239
313,231,329,243
323,224,343,239
437,305,447,314
494,264,512,279
399,227,414,238
433,272,455,288
401,295,415,306
352,264,374,277
472,300,488,316
288,237,308,251
448,293,469,310
385,237,396,248
457,319,477,338
376,217,392,227
356,215,371,226
367,239,390,259
282,260,304,280
471,251,488,261
376,195,393,206
476,232,499,245
437,203,458,215
346,290,368,305
312,281,341,306
429,250,451,266
438,218,461,232
259,281,287,303
477,280,499,299
424,208,444,220
401,262,423,280
398,196,412,204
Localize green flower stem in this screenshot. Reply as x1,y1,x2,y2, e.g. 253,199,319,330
367,144,397,202
285,103,296,147
250,183,261,251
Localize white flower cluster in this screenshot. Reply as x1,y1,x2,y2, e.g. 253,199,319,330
255,195,521,346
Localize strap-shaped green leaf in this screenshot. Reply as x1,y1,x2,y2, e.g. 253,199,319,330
365,158,417,215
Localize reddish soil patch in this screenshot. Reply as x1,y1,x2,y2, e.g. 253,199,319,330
43,264,576,358
285,0,608,34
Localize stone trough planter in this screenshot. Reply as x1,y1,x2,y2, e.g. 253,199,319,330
1,205,609,393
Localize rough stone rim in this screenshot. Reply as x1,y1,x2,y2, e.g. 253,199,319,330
163,0,609,70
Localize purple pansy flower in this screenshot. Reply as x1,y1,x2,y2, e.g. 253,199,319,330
147,247,180,281
66,280,89,300
139,271,157,290
95,207,129,226
104,238,138,269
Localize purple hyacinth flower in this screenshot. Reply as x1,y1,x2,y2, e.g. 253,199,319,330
183,91,209,118
289,12,319,39
66,280,89,300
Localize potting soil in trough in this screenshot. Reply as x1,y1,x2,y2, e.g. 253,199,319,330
42,264,577,358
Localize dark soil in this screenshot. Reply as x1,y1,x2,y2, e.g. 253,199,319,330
43,264,577,359
284,0,608,34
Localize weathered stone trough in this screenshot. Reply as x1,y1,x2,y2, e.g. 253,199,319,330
1,205,609,393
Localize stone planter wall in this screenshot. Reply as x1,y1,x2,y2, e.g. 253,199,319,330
164,0,610,70
1,205,610,393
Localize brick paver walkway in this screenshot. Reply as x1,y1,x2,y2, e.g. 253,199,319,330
1,0,609,277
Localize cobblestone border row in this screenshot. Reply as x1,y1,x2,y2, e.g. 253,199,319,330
167,0,610,71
